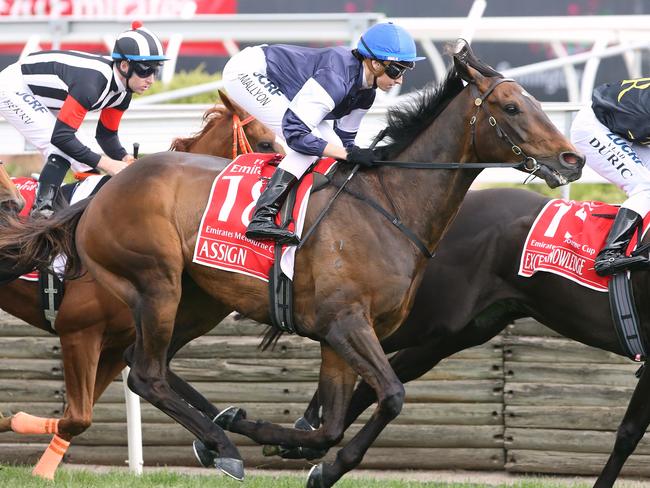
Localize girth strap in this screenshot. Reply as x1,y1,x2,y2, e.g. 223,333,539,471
608,272,647,362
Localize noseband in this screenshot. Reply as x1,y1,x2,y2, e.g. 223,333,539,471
468,78,540,174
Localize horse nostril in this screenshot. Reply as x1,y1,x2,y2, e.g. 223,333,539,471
560,152,584,167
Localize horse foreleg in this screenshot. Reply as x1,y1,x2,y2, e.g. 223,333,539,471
307,316,405,488
276,336,446,462
226,342,356,453
595,363,650,487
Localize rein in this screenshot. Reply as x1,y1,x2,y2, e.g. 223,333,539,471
372,79,539,174
299,76,541,257
232,114,255,160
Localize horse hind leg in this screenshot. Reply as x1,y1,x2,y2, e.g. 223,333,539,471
7,321,104,479
165,281,231,421
124,282,244,480
595,363,650,487
164,294,236,470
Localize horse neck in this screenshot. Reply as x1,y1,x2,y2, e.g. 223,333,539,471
189,113,234,157
382,89,481,251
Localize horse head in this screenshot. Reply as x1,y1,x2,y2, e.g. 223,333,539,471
169,92,285,157
218,89,285,155
0,162,25,214
451,39,585,188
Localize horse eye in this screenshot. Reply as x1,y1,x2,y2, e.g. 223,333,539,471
504,104,520,115
257,141,273,152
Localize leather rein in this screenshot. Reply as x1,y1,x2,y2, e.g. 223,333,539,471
299,77,541,257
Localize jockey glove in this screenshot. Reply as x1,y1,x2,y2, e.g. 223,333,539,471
346,146,377,167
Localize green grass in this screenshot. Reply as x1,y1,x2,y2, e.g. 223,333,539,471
0,466,600,488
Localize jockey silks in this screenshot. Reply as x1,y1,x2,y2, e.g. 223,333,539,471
571,106,650,216
0,50,131,170
592,78,650,145
222,45,375,178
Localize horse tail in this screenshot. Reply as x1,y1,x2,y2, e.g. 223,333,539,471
0,198,91,282
259,324,284,351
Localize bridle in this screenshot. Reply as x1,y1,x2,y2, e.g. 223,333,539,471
232,114,255,160
300,76,553,258
468,77,541,175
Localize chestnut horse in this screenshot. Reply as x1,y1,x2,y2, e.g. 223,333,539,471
0,41,584,486
170,90,280,157
296,187,650,488
0,91,282,479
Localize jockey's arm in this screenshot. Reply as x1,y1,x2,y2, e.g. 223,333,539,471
51,95,102,167
96,107,128,161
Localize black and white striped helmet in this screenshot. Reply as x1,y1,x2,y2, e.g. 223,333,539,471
111,21,168,62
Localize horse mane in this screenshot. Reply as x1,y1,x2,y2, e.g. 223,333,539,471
376,72,465,159
377,39,502,159
260,40,502,350
170,105,228,151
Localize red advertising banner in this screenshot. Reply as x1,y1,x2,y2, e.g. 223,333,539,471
0,1,236,55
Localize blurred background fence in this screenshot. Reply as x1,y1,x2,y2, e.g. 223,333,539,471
1,0,650,477
0,310,646,476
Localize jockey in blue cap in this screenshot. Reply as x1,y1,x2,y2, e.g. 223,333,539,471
222,22,425,244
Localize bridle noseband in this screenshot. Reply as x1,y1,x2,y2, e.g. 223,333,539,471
468,78,540,175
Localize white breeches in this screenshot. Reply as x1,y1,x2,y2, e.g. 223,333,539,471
571,106,650,215
222,46,342,179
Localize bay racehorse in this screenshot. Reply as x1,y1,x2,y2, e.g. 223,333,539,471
296,187,648,488
0,92,282,479
0,41,584,487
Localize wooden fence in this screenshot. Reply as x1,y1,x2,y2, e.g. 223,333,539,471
0,310,646,478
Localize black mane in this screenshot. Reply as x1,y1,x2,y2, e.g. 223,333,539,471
376,40,502,160
376,71,465,159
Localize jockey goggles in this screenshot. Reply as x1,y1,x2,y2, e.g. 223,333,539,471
131,61,163,78
359,36,414,80
382,60,414,80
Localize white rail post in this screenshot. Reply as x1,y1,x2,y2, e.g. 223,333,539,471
460,0,487,45
122,367,144,475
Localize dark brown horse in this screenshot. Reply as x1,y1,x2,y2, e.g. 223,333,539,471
295,187,648,488
0,93,282,480
0,41,584,486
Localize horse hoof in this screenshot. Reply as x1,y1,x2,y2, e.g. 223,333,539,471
294,416,315,430
301,446,328,461
262,445,280,457
306,463,325,488
215,457,245,481
192,439,216,468
213,406,246,430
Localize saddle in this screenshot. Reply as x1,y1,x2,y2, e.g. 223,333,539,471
191,153,339,334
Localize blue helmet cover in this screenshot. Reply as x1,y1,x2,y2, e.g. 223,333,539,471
357,22,425,62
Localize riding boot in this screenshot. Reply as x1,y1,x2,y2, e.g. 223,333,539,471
245,168,299,245
594,207,649,276
31,154,70,218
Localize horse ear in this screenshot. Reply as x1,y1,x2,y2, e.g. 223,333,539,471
450,39,486,86
218,89,246,117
